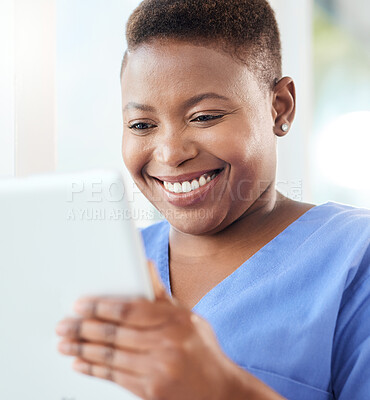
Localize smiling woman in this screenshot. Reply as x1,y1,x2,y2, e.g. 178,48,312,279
121,40,294,235
56,1,370,399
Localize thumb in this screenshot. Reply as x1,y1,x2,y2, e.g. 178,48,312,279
147,259,172,301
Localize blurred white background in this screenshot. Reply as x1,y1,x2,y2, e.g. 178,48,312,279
1,0,369,226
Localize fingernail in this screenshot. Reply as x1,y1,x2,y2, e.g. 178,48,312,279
73,361,89,373
55,321,69,336
58,341,71,353
74,300,93,315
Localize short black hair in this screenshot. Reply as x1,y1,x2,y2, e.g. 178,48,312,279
123,0,282,91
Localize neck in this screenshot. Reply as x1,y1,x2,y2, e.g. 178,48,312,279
169,185,288,259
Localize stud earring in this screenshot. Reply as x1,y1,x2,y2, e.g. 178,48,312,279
281,123,289,132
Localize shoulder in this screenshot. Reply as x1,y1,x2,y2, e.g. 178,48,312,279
312,200,370,223
316,202,370,294
291,201,370,261
309,201,370,243
287,201,370,294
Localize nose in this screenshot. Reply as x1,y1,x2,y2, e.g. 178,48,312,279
153,129,198,168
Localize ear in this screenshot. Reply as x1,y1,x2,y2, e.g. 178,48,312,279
272,77,296,137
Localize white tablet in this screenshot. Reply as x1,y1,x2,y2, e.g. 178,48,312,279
0,169,153,400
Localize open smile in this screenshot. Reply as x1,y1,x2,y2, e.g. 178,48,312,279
152,168,225,207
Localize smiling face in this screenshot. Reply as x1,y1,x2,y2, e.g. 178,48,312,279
121,40,279,235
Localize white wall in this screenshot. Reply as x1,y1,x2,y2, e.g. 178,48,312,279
0,0,56,178
56,0,138,173
14,0,56,176
0,0,15,177
270,0,313,202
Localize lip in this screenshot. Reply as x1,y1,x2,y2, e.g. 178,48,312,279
152,168,221,184
153,168,225,207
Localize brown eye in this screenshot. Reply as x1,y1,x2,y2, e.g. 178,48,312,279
192,115,224,122
128,122,156,130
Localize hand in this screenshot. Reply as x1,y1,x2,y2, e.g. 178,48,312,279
56,261,284,400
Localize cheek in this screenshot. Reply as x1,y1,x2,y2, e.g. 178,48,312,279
121,134,145,180
215,124,275,201
207,122,255,167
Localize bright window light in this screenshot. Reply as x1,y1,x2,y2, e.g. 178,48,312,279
316,111,370,190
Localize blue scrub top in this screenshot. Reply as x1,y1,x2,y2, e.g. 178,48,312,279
140,202,370,400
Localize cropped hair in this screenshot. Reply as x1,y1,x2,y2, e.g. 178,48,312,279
123,0,282,91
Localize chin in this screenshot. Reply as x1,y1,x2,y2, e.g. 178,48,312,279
162,208,228,235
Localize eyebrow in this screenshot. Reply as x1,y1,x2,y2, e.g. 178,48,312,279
122,92,230,113
123,102,155,113
182,92,230,109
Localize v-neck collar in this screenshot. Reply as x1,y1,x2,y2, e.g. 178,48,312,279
156,202,334,312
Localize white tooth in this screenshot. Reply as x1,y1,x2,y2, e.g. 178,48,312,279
168,182,174,192
191,180,200,190
174,182,182,193
211,173,216,180
164,181,168,190
206,176,211,183
199,176,207,186
182,181,191,193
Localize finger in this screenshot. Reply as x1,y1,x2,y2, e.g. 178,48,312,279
55,317,83,338
56,319,161,351
58,340,149,375
72,359,146,400
73,297,177,328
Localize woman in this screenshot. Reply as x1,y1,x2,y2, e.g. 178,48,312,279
56,0,370,398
